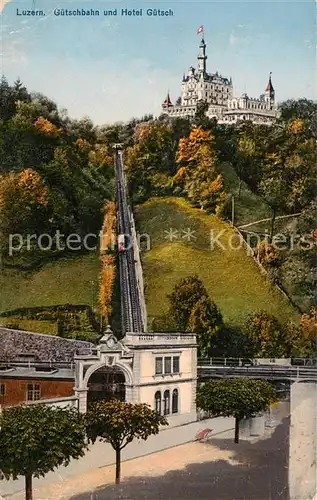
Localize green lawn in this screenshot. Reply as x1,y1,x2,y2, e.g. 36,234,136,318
0,252,100,313
135,197,299,330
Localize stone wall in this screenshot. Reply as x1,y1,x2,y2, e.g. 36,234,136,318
0,327,94,362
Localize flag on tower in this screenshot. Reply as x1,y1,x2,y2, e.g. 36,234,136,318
197,25,204,35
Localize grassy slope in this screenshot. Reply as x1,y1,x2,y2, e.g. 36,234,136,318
0,252,100,319
136,197,299,329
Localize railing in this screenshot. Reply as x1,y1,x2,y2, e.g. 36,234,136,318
197,360,317,381
198,358,317,367
134,333,196,342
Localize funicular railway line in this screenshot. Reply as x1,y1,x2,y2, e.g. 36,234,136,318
115,149,144,334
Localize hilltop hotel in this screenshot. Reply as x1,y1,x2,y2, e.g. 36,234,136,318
162,37,277,125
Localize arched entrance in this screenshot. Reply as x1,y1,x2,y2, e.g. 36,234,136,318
87,365,126,407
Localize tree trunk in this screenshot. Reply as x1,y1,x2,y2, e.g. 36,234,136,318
238,179,242,198
234,418,240,444
25,474,33,500
115,447,121,484
270,209,276,243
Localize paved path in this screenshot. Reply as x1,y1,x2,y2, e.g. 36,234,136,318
5,422,290,500
1,416,235,498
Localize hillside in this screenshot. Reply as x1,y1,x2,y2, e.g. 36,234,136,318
0,253,100,333
217,161,272,227
135,197,299,330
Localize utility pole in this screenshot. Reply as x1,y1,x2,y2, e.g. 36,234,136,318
90,280,95,312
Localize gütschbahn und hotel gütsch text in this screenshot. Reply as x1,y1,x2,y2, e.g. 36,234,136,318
16,7,174,17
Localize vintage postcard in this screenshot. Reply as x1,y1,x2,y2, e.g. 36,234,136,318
0,0,316,499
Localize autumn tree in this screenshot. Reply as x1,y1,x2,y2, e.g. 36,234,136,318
287,308,317,356
0,405,87,500
84,400,168,484
126,121,174,202
255,241,280,266
0,168,48,239
245,311,287,357
278,98,317,137
99,201,117,324
175,127,226,211
196,378,277,443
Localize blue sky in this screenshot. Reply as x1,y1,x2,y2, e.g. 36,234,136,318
1,0,316,124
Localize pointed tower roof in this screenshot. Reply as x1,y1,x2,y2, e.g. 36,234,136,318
162,91,173,107
266,73,274,92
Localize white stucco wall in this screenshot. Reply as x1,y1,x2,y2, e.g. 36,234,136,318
138,347,194,383
289,382,317,500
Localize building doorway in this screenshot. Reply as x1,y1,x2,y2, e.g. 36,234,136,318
87,365,126,407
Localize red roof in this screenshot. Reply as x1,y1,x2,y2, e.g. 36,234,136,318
266,75,274,92
163,92,173,106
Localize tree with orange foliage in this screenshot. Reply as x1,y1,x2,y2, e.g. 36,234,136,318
286,309,317,356
98,202,117,324
125,121,174,202
99,254,116,322
175,127,226,211
300,308,317,342
34,116,62,137
0,168,48,238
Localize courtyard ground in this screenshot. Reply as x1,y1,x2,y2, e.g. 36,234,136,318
6,416,289,500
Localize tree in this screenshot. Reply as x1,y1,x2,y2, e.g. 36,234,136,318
167,275,225,356
175,127,226,211
125,121,174,202
0,404,87,500
188,296,224,358
255,241,280,266
196,378,277,443
193,100,211,129
0,168,48,238
278,98,317,137
245,311,287,357
84,400,168,484
167,275,209,331
259,154,289,241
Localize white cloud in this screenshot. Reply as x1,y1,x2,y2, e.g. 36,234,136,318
229,32,251,47
0,38,28,67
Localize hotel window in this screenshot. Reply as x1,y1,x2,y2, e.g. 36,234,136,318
163,390,170,415
164,357,172,374
0,383,5,396
154,391,161,414
155,357,163,375
173,356,180,374
155,355,180,376
27,383,41,402
172,389,179,413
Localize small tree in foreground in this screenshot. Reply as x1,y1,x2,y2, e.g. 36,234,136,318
85,400,168,484
0,404,87,500
196,378,277,444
